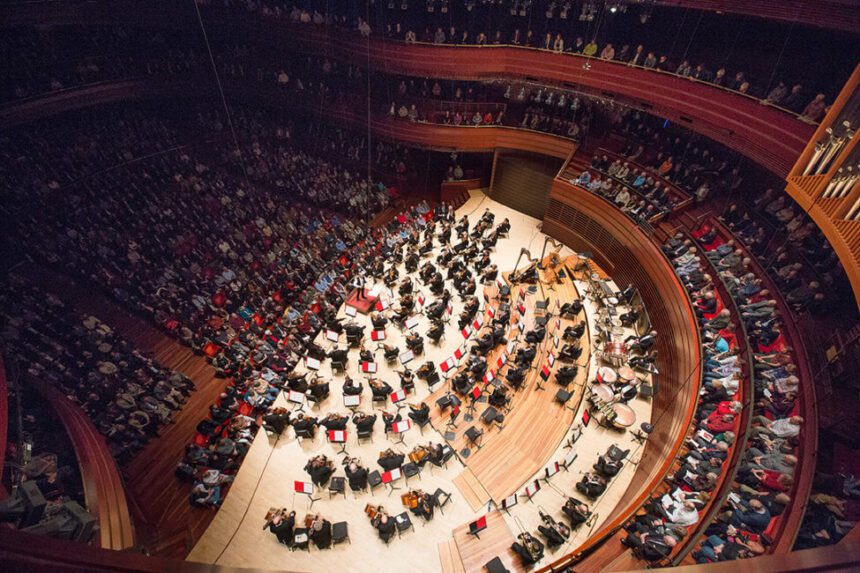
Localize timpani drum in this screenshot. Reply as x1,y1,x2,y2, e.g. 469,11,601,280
610,403,636,428
617,365,636,383
591,383,615,403
603,341,629,367
596,366,617,385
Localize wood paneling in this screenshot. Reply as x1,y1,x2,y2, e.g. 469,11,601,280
0,356,8,495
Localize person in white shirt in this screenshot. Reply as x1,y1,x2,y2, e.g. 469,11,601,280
751,415,803,439
665,501,699,527
614,188,631,208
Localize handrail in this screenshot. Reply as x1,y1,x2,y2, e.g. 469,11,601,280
539,180,703,571
596,146,694,205
0,76,578,161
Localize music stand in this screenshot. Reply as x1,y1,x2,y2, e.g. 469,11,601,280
500,494,518,515
468,515,488,539
391,419,411,445
521,479,541,503
381,467,403,495
447,403,461,429
327,430,348,455
287,390,305,411
467,385,482,414
390,389,407,412
293,481,320,509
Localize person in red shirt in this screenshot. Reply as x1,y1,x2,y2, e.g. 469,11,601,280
706,412,736,434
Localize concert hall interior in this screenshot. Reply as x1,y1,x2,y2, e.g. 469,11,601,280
1,2,859,573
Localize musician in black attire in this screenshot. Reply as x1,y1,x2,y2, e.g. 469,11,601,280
345,458,369,490
407,401,430,425
576,472,607,498
292,413,318,437
352,412,377,434
538,511,571,547
266,509,296,546
342,375,363,396
512,531,545,565
378,448,405,471
304,455,334,486
563,498,592,526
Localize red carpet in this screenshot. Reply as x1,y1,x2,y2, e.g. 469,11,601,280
344,288,377,315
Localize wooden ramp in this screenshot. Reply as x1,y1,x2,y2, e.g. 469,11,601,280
453,467,492,512
438,539,467,573
452,510,523,573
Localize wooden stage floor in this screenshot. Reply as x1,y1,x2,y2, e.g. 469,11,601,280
427,268,590,506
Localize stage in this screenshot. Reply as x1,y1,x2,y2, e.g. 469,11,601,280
187,190,654,572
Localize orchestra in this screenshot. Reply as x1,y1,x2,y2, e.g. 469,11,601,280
254,200,655,564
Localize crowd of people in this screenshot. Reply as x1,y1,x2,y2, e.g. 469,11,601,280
1,101,400,506
644,227,811,564
206,0,836,122
1,278,194,461
576,154,680,222
721,196,839,315
617,235,751,562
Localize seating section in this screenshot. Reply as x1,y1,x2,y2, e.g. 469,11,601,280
680,221,810,564
613,234,750,564
0,278,195,462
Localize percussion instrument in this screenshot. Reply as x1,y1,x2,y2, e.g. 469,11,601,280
610,403,636,428
591,383,615,403
602,341,629,367
596,366,617,385
617,365,636,382
606,296,619,307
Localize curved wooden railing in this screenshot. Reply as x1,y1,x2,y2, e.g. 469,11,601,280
0,3,814,175
29,378,135,550
539,180,703,571
225,22,813,177
0,77,578,160
0,525,856,573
